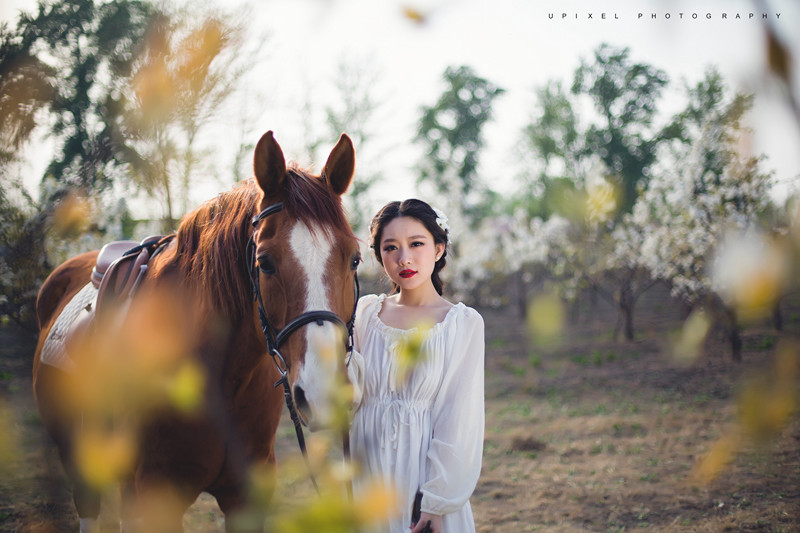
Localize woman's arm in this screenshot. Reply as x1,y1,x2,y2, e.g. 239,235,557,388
420,309,485,516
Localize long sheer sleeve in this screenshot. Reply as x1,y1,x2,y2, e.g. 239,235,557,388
346,348,364,408
420,308,485,516
347,294,379,411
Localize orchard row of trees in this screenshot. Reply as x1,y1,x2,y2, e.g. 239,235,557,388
2,1,798,363
412,47,795,362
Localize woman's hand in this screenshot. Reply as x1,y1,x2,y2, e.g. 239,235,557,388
410,512,442,533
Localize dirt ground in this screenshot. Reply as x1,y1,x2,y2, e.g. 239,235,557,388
1,284,799,532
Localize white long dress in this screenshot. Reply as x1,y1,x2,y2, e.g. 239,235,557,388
348,294,485,533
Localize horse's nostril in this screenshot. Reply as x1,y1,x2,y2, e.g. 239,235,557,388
293,385,311,423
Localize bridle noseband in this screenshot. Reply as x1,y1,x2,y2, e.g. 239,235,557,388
246,201,359,494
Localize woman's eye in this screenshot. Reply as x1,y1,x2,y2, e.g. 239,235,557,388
382,245,396,252
411,241,424,247
258,255,276,275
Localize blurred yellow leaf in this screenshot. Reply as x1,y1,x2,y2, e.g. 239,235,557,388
775,341,799,383
0,403,17,471
690,433,737,485
248,462,277,508
766,27,792,84
130,484,188,532
401,5,428,24
395,323,432,384
673,308,710,364
51,193,91,238
353,482,399,524
712,230,788,322
269,479,397,532
739,375,796,443
527,292,564,343
75,427,136,488
166,361,206,413
585,177,619,225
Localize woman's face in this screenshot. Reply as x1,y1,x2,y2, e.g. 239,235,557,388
379,216,445,293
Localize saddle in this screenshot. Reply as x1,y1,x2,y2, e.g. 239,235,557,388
93,235,169,313
62,235,172,360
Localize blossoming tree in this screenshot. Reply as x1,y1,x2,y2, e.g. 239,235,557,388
633,71,774,360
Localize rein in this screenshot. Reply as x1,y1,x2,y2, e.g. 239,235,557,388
247,201,358,496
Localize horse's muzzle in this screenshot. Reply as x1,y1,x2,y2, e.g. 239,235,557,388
293,384,312,427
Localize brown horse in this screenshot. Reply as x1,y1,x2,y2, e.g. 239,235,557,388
32,131,360,532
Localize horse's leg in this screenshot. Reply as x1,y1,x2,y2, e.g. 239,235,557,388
119,477,139,533
213,452,276,533
36,366,102,532
55,429,102,531
52,430,102,532
216,489,267,533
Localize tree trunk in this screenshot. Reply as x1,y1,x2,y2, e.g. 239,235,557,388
772,300,783,332
515,270,527,319
569,297,580,325
725,306,742,362
619,279,635,341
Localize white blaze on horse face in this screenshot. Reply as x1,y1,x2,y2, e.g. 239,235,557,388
289,221,339,428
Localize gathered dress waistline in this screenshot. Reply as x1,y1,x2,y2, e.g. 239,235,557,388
360,398,432,450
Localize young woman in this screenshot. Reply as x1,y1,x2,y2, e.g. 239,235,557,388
348,199,485,533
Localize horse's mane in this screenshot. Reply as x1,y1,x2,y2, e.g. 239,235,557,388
169,168,353,322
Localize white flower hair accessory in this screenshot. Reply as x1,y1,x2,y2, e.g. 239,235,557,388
432,206,452,245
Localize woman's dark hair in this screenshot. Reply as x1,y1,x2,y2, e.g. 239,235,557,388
369,199,449,296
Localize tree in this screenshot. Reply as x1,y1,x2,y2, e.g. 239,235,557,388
634,69,774,360
518,80,583,219
572,43,669,215
515,45,670,338
416,65,504,226
13,0,156,192
324,59,384,237
117,7,248,230
0,24,54,165
0,176,49,330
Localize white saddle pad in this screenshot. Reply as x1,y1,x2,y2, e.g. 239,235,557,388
40,282,97,373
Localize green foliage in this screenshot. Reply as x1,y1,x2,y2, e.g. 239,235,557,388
521,44,670,219
573,44,669,215
13,0,157,192
0,24,54,164
416,65,504,224
0,178,49,330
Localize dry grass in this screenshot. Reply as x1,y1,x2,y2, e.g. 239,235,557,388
1,284,799,532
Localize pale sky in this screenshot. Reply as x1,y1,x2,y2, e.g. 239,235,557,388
3,0,799,215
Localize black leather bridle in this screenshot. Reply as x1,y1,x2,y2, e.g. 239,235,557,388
246,201,359,494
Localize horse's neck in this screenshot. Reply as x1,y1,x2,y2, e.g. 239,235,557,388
217,327,278,402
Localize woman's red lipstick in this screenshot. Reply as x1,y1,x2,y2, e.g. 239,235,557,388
399,269,417,278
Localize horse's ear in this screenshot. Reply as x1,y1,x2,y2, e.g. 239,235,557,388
322,133,355,196
254,131,286,197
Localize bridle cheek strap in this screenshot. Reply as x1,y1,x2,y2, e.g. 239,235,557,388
246,201,359,496
246,202,358,369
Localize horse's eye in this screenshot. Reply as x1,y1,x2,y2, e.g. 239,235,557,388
258,255,276,275
351,254,361,271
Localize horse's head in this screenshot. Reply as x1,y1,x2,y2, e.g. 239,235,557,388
250,131,359,430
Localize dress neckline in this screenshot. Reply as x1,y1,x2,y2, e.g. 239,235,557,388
373,293,462,334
